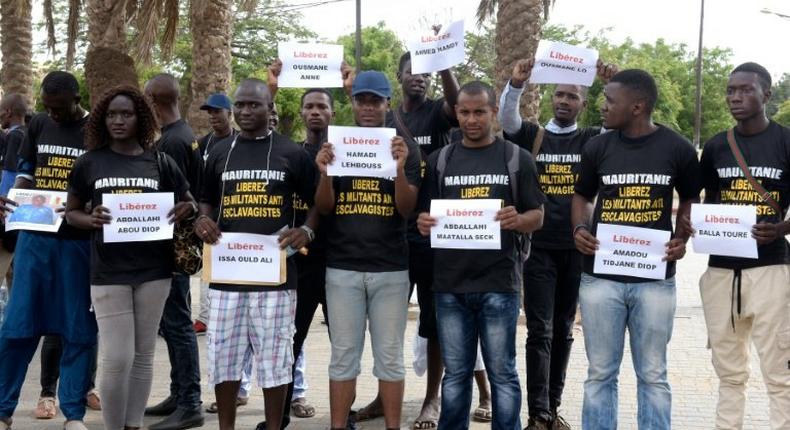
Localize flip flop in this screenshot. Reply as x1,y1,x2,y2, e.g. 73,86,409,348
472,406,492,422
205,397,248,414
35,397,57,420
412,418,438,429
291,398,316,418
354,404,383,422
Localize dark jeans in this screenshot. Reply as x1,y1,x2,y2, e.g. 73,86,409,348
522,248,582,420
160,273,201,409
436,292,521,430
279,255,328,428
40,335,98,397
0,337,94,421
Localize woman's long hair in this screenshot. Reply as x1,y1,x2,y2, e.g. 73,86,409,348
85,85,158,151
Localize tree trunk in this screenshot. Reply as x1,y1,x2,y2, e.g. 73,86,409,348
0,0,34,105
495,0,544,123
84,0,138,106
187,0,233,136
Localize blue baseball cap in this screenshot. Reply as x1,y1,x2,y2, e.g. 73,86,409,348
200,93,232,111
351,71,391,99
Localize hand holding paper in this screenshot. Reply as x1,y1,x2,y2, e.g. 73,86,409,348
276,42,344,88
511,59,535,88
530,40,599,87
690,204,758,258
408,20,466,74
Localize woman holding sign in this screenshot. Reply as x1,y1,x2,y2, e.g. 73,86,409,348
65,86,196,430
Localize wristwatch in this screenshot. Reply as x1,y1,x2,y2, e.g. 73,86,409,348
299,225,315,242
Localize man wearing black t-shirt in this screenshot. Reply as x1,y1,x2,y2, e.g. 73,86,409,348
499,59,616,430
417,81,545,430
144,73,204,430
315,71,421,430
571,70,701,429
698,63,790,429
342,51,460,428
194,93,238,334
194,78,317,430
0,71,96,430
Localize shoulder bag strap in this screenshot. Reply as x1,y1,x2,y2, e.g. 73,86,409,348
726,128,782,216
393,108,417,143
531,126,545,158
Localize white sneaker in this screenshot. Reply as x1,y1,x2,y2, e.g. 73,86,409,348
64,420,88,430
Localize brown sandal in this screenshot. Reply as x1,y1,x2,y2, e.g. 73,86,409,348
35,397,57,419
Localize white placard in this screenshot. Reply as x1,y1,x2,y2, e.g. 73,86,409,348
102,193,174,243
277,42,344,88
204,232,284,285
691,203,758,259
594,223,670,280
530,40,599,86
5,188,66,233
407,20,465,74
327,126,397,178
429,199,501,249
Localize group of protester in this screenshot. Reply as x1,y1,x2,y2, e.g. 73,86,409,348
0,47,787,430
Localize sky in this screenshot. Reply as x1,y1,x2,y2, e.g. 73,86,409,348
297,0,790,79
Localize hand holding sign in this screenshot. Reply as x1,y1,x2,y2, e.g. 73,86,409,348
690,204,758,258
391,136,409,173
430,199,501,250
102,193,175,243
510,59,535,88
277,42,344,88
530,40,599,87
315,143,335,176
91,205,112,229
593,224,670,280
408,20,465,74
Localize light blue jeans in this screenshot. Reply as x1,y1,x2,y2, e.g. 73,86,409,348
579,273,676,430
325,268,409,381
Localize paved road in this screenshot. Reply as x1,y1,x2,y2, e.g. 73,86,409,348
12,248,771,429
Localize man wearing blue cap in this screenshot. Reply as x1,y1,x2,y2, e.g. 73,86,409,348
314,70,421,430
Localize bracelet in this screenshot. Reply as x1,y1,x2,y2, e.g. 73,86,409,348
299,225,315,242
573,224,590,237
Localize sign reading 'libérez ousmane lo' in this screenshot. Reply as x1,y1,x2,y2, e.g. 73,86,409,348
530,40,599,87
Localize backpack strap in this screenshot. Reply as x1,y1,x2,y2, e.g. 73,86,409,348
435,144,455,199
531,126,545,159
505,141,521,208
393,108,416,143
726,128,783,216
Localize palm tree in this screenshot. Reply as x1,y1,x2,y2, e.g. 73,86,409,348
0,0,34,104
187,0,234,135
477,0,554,122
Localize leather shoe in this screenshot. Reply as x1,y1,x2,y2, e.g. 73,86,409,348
148,407,204,430
144,396,178,416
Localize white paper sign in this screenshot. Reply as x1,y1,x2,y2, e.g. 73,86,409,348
102,192,174,243
206,233,283,285
691,204,758,258
594,223,670,280
277,42,344,88
429,199,501,249
530,40,599,86
327,126,397,178
5,189,66,233
407,20,465,74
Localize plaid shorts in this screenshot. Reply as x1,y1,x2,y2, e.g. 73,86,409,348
207,289,296,388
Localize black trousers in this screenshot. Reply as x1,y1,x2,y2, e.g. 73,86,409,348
160,273,201,409
39,335,97,397
279,255,328,428
522,247,582,420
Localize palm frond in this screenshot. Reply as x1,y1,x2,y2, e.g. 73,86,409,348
239,0,258,16
132,0,160,65
126,0,138,24
65,0,82,69
43,0,56,55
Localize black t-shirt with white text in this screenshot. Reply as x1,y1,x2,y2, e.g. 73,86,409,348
201,132,316,291
700,121,790,269
157,119,203,197
386,98,456,245
325,135,422,272
505,121,601,249
419,137,546,293
575,126,701,283
68,147,189,285
18,113,90,240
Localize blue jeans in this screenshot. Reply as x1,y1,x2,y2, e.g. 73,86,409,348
579,274,676,430
159,273,201,409
435,292,521,430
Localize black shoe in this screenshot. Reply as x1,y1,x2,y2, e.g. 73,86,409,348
145,395,178,416
148,407,205,430
254,416,291,430
525,417,551,430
